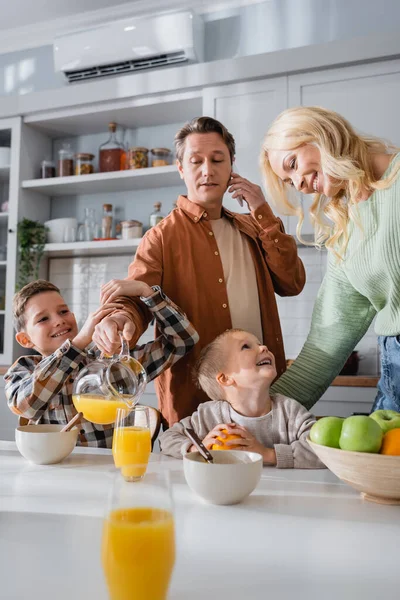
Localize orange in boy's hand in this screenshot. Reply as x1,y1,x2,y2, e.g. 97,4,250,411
211,429,241,451
380,428,400,456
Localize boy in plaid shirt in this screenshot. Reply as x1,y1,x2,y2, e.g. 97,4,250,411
5,279,199,447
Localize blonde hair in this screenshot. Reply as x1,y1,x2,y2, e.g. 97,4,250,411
260,106,400,258
13,280,60,332
195,329,244,400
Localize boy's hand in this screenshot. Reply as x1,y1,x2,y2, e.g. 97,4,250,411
100,279,153,305
72,303,123,350
188,423,240,451
223,425,277,465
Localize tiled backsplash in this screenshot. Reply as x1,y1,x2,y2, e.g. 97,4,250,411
48,246,379,376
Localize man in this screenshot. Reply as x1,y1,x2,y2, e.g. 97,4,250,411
94,117,305,426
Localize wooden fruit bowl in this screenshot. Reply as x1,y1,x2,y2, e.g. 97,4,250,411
307,438,400,505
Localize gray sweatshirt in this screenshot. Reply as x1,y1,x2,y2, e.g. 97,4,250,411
159,393,324,469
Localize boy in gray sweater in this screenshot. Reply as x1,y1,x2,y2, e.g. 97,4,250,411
160,329,324,468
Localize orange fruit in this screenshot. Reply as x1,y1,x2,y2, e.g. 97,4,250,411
380,428,400,455
211,429,241,451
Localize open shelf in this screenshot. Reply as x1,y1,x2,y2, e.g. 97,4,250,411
0,261,7,266
0,213,8,219
22,165,179,196
44,238,142,258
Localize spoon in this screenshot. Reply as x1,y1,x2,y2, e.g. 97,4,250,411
60,412,83,433
184,427,214,463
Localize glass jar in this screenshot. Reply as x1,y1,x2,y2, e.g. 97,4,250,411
149,202,164,228
102,203,113,239
75,153,95,176
83,207,97,241
127,147,148,169
58,144,74,177
99,122,126,172
41,159,56,179
121,220,143,239
151,148,171,167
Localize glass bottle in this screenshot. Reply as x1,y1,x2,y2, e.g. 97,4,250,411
84,207,97,241
102,204,113,239
149,202,164,228
99,122,126,172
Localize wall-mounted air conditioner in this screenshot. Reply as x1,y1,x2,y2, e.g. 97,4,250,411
54,11,204,83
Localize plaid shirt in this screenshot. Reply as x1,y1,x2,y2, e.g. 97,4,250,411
4,289,199,448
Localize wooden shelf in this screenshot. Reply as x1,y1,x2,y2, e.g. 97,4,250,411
0,166,10,181
44,238,142,257
331,376,379,388
22,165,179,196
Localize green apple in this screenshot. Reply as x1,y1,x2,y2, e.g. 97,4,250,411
369,410,400,433
339,415,383,453
310,417,344,448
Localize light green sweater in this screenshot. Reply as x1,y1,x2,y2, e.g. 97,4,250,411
272,155,400,409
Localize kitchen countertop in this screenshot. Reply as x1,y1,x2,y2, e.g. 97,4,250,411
1,441,398,600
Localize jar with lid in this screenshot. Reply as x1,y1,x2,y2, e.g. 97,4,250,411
121,220,143,239
102,204,113,239
149,202,164,228
151,148,171,167
75,153,95,176
41,159,56,179
99,122,126,172
127,147,148,170
58,144,74,177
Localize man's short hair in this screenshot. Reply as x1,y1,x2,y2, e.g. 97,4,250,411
194,329,244,400
174,116,236,163
13,280,61,332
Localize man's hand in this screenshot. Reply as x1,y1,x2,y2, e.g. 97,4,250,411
100,279,153,305
223,424,277,465
72,303,123,350
228,173,267,212
188,423,240,452
92,311,136,355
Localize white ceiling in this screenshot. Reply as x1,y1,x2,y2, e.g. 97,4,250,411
0,0,141,31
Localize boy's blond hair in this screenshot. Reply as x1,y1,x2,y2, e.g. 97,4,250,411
195,329,244,401
13,280,61,332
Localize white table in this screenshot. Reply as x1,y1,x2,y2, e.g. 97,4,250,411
1,441,399,600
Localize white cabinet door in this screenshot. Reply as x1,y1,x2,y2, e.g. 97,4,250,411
286,59,400,236
288,58,400,145
203,78,287,214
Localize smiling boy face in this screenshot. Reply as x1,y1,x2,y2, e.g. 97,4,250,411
16,291,78,356
218,330,277,389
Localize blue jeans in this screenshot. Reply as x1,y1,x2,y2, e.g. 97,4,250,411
371,335,400,413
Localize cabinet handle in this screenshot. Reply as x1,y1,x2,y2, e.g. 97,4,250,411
8,229,13,233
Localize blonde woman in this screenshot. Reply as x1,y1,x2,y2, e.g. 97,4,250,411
262,106,400,413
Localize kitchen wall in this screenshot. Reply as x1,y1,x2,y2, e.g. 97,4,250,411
48,246,379,377
0,0,400,97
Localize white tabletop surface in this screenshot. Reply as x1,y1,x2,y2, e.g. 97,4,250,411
1,441,399,600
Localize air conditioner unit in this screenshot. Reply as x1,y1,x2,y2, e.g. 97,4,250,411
54,11,204,83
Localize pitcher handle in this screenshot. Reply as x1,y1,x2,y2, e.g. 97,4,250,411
118,331,131,362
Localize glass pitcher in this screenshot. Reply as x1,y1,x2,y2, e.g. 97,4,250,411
72,333,147,425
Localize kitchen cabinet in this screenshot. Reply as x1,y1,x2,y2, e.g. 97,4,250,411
203,78,288,214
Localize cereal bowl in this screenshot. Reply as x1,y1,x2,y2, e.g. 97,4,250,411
15,424,78,465
183,450,263,505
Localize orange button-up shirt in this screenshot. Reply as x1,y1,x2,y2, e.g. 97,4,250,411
124,195,305,426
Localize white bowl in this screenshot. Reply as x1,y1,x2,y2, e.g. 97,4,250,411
0,147,10,168
183,450,263,505
44,218,78,243
15,424,78,465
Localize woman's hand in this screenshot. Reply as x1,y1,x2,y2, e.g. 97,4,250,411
228,173,267,212
100,279,153,305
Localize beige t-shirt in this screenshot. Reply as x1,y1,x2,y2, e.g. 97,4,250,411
211,217,263,341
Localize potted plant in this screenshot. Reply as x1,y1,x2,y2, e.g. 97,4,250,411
17,219,47,289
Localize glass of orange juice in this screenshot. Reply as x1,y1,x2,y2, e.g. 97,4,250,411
102,471,175,600
112,406,151,482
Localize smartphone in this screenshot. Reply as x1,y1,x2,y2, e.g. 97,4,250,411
232,161,244,207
